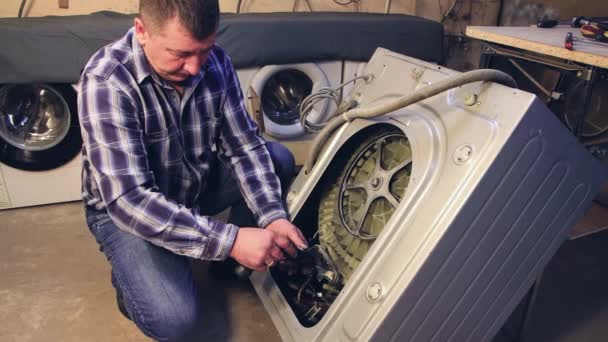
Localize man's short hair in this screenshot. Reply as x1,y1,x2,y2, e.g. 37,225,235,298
139,0,220,40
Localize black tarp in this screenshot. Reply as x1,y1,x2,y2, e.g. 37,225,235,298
0,11,443,84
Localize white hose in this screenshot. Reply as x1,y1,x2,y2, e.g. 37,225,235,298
303,69,517,173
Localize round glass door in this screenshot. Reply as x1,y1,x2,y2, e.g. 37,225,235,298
0,84,82,171
261,69,313,126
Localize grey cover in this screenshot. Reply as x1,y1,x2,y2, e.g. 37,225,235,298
0,11,443,84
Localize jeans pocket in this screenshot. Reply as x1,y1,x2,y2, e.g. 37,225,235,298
85,209,119,245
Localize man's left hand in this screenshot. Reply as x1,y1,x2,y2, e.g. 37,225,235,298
266,219,308,258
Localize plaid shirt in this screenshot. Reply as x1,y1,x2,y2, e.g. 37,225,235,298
78,28,287,261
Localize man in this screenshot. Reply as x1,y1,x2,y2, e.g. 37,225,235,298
79,0,308,340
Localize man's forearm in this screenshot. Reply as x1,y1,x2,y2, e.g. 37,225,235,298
105,185,239,260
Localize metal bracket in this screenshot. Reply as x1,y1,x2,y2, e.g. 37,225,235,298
507,58,563,101
576,69,593,81
482,44,496,55
487,44,586,72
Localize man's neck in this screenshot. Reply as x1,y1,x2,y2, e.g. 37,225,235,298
172,83,184,95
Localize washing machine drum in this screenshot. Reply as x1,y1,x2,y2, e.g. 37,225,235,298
0,84,82,171
249,63,331,139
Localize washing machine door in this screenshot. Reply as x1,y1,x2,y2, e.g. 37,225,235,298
249,63,330,139
0,84,82,171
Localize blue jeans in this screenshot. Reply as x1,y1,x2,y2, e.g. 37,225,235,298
85,142,294,341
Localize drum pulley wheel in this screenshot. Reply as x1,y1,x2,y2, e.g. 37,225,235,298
318,127,412,281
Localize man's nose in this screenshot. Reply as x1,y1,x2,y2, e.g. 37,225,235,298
183,55,203,76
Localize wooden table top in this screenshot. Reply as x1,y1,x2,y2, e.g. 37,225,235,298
466,25,608,69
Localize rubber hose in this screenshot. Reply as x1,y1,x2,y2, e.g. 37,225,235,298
303,69,517,173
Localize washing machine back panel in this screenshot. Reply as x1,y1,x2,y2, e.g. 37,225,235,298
369,99,601,342
251,48,606,342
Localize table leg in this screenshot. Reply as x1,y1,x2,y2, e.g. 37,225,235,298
573,67,596,137
479,43,493,69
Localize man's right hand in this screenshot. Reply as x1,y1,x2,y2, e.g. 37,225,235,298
229,228,285,272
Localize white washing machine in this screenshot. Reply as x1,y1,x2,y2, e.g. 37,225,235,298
0,83,82,210
236,61,342,165
250,48,607,341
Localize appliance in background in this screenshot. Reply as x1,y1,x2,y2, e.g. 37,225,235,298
0,83,82,210
250,48,606,341
236,61,342,165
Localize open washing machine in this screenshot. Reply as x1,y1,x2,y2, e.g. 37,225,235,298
236,61,342,165
342,61,368,99
251,48,607,341
0,83,82,210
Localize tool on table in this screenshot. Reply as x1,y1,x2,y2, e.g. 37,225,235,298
573,36,608,47
564,30,608,50
537,16,608,30
536,16,585,29
580,20,608,42
536,17,559,28
564,32,574,50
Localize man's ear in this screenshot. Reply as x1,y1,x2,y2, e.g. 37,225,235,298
134,17,148,46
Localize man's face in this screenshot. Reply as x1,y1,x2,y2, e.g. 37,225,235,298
134,16,216,86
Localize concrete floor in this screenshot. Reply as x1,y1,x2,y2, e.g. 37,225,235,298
1,201,607,341
0,202,280,342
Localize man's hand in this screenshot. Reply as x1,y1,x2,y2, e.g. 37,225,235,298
266,218,308,258
229,228,284,272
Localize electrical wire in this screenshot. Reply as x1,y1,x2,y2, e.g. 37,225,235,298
440,0,461,23
299,74,371,133
296,274,313,304
292,0,312,12
18,0,27,18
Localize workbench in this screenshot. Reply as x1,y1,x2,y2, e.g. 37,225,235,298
467,26,608,68
466,25,608,139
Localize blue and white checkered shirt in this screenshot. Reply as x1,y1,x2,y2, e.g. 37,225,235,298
78,28,287,261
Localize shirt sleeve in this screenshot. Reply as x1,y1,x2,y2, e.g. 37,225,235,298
79,73,238,260
217,55,288,228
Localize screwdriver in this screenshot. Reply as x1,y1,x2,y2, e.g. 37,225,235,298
564,32,574,50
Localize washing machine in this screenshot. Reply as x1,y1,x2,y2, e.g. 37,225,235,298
236,61,342,165
250,48,607,341
0,83,82,210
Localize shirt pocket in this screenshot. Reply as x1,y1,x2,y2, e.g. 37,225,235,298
145,128,184,167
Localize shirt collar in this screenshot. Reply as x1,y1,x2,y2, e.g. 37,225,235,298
130,28,156,85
